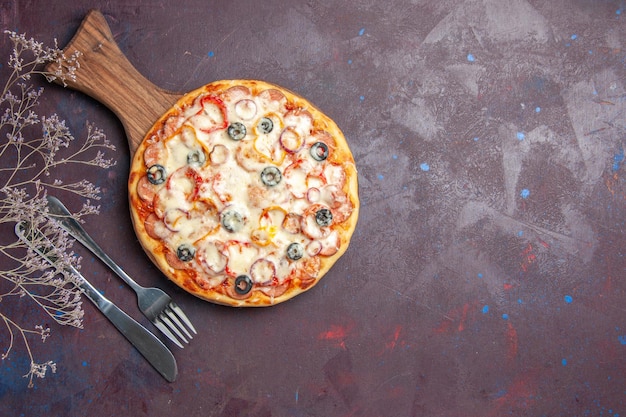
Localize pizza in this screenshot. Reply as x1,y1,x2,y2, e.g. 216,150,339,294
128,80,359,306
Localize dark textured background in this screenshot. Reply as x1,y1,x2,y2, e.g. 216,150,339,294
1,1,625,416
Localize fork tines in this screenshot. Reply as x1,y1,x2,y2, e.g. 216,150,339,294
154,303,198,348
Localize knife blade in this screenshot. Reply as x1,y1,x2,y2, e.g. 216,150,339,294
14,220,178,382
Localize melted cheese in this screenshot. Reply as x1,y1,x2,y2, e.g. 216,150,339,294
141,86,353,293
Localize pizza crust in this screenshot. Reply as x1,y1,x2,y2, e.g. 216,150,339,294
128,79,359,306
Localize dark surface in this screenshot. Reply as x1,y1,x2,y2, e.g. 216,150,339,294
1,0,625,416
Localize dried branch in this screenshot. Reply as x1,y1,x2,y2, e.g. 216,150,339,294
0,31,116,388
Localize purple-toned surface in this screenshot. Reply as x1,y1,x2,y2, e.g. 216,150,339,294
1,0,625,415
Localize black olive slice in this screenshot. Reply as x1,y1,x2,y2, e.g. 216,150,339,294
221,209,244,233
187,149,206,166
310,142,329,161
227,122,247,140
234,274,253,295
257,117,273,134
286,242,304,260
260,166,282,186
147,164,167,184
176,243,196,262
315,208,333,227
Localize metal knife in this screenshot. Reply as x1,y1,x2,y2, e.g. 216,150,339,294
14,220,178,382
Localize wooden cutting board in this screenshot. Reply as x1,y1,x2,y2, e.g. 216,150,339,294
46,10,183,154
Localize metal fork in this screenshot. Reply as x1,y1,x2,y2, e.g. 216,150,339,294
15,221,178,382
45,196,197,348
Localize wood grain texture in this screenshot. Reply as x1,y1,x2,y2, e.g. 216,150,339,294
45,10,182,154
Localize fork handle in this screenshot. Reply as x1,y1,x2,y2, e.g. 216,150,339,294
46,196,143,293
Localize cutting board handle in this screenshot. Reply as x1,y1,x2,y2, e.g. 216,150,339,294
46,10,182,154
